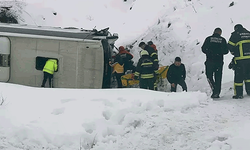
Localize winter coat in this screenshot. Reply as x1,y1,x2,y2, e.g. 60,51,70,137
134,55,158,79
228,28,250,62
167,63,186,84
150,44,157,51
111,53,125,74
43,59,58,75
201,33,228,63
143,45,159,69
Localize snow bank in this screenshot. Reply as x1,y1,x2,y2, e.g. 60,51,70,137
0,83,208,149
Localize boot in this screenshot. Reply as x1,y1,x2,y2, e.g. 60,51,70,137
211,93,220,98
232,95,243,99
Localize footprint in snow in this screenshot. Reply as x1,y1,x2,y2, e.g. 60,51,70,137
51,108,65,115
60,99,76,103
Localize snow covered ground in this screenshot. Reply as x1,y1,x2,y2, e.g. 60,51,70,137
0,83,250,150
1,0,250,149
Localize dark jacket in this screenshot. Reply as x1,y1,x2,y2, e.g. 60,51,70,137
201,33,228,62
228,28,250,61
134,55,157,79
167,63,186,84
143,45,159,69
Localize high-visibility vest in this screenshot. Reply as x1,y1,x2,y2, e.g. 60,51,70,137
43,59,58,74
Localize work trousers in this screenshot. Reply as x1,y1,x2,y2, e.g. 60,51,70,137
41,72,53,88
170,79,187,92
234,59,250,96
205,61,223,95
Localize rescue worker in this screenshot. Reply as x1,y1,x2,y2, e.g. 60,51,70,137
134,50,158,90
167,57,187,92
109,50,125,88
117,46,135,73
139,42,159,70
201,28,228,98
41,59,58,88
139,42,159,90
147,41,158,52
228,24,250,99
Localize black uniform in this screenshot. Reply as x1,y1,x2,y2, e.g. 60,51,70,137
201,33,228,96
119,52,134,72
134,55,157,90
228,27,250,97
143,45,159,70
167,63,187,92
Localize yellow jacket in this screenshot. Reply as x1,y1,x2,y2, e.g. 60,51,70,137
43,59,58,74
112,63,124,74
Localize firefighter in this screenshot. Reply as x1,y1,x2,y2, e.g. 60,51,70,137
41,59,58,88
167,57,187,92
201,28,229,98
134,50,158,90
139,42,159,90
139,42,159,70
228,24,250,99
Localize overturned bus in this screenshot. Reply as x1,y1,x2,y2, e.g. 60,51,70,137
0,23,118,88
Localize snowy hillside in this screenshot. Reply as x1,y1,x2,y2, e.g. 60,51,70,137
128,0,250,94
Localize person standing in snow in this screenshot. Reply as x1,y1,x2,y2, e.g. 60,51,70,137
201,28,228,98
134,50,158,90
109,47,127,88
228,24,250,99
167,57,187,92
41,59,58,88
139,42,159,90
139,42,159,70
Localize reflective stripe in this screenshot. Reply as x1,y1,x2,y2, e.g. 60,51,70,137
234,40,250,62
141,74,154,79
228,41,236,46
154,70,159,74
134,72,140,76
245,80,250,83
141,62,153,66
234,83,243,86
234,84,236,95
236,40,250,46
154,59,159,62
150,52,157,57
234,55,250,61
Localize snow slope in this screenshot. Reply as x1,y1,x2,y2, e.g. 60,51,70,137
128,0,250,94
1,83,250,150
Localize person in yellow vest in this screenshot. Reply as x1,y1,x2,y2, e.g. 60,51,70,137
41,59,58,88
109,52,124,88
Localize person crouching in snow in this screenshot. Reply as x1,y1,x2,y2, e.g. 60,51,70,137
41,59,58,88
167,57,187,92
134,50,158,90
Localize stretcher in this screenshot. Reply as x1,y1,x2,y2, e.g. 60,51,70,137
121,66,169,87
